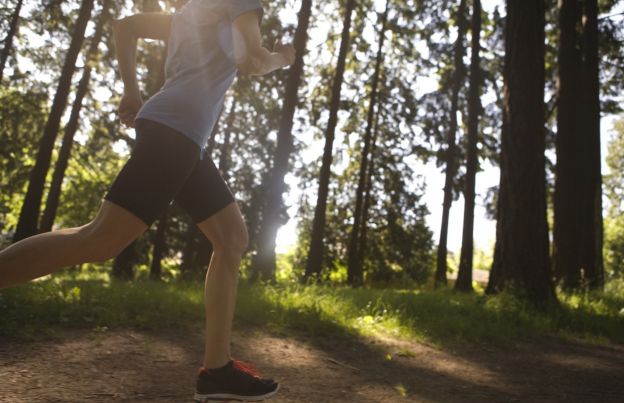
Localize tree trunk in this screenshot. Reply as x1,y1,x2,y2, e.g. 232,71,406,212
498,0,555,306
486,164,506,294
580,0,604,288
356,107,382,278
553,0,583,288
0,0,23,83
346,2,389,287
250,0,312,282
304,0,357,281
456,0,482,292
39,4,110,232
12,0,94,241
434,0,468,287
150,210,169,280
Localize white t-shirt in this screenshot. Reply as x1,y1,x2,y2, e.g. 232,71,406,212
136,0,264,149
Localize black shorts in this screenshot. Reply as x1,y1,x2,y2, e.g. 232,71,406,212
104,118,235,226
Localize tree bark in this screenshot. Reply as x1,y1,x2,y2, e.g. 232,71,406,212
250,0,312,282
498,0,555,306
0,0,23,83
579,0,603,288
456,0,482,292
553,0,583,288
12,0,94,241
346,2,389,287
486,165,506,294
150,210,169,280
39,4,110,232
356,106,382,278
434,0,468,287
304,0,357,281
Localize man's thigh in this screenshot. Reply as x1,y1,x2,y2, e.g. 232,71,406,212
174,156,237,225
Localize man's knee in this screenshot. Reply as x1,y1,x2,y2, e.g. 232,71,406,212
209,223,249,256
198,204,249,256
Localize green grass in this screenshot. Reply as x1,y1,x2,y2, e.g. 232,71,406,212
1,273,623,345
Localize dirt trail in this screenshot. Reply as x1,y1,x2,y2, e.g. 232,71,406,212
1,326,623,402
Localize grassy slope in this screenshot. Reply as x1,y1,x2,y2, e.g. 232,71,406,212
1,271,623,345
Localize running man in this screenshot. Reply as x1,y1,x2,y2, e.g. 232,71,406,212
0,0,294,401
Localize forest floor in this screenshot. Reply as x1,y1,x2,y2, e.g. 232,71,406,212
1,324,623,403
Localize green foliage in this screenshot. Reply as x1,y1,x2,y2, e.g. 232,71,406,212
0,277,204,339
0,88,48,233
2,274,622,345
56,126,125,227
605,117,624,279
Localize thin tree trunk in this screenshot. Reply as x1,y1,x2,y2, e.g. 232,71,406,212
12,0,94,241
498,0,555,306
434,0,468,287
39,4,110,232
486,65,505,294
486,164,506,294
580,0,603,288
456,0,482,292
304,0,357,281
356,106,382,277
345,2,388,287
0,0,23,83
553,0,583,288
150,210,169,280
250,0,312,282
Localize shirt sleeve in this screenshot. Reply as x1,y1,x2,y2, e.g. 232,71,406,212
228,0,264,22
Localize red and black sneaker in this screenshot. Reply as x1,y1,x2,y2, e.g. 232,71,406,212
194,359,279,402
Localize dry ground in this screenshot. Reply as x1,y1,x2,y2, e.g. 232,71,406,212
1,325,623,402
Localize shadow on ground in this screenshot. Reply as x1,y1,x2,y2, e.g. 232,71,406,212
1,321,623,402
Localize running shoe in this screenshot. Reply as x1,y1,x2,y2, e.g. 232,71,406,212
194,359,279,402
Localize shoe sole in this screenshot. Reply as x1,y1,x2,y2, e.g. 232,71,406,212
194,383,280,402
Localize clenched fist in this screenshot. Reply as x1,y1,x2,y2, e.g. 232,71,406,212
118,90,143,128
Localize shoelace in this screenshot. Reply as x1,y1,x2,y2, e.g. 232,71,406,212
232,359,260,378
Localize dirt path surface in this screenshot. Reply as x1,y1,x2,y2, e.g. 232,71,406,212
1,326,623,402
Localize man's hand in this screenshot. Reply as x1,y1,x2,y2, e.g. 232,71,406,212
273,42,295,67
118,90,143,128
233,11,296,76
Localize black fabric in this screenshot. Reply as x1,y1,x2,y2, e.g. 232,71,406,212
104,118,235,226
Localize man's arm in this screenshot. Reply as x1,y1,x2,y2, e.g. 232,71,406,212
232,11,295,76
113,13,172,127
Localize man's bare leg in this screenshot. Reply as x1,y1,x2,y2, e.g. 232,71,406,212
196,202,248,369
0,201,147,289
